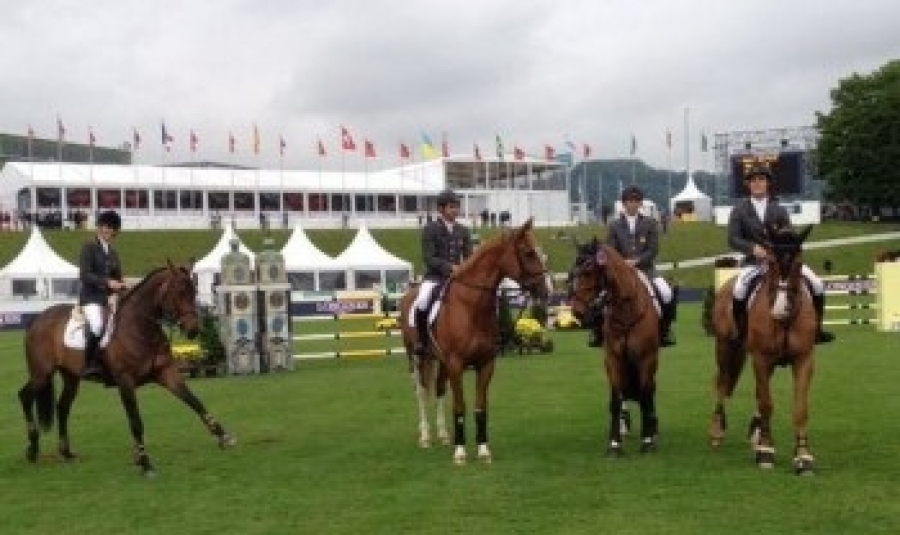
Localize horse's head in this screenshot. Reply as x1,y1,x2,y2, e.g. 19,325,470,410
498,218,550,299
155,260,201,338
766,224,812,320
567,237,603,320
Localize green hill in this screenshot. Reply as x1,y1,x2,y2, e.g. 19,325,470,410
1,221,897,289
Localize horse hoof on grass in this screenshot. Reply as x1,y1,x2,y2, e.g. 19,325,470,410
25,447,38,463
452,446,467,465
755,450,775,469
639,440,657,454
219,433,237,449
793,457,815,476
605,446,623,459
419,438,431,449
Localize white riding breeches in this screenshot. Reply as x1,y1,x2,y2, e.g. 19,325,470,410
82,304,106,337
408,280,439,327
652,276,673,303
732,264,824,300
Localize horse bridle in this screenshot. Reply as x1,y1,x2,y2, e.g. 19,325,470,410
156,269,199,326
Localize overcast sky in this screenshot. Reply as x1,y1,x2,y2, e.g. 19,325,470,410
1,0,897,172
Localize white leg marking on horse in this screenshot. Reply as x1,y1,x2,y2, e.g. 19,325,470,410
477,443,492,463
453,445,467,465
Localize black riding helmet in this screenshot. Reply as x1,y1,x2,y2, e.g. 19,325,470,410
436,189,460,207
97,210,122,231
621,186,644,202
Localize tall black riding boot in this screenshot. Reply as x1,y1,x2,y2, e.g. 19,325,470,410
731,297,748,345
659,301,676,347
812,294,835,344
82,331,103,378
413,309,430,356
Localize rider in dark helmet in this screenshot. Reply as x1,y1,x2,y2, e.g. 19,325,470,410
605,186,678,347
727,161,834,345
78,210,126,378
408,189,472,356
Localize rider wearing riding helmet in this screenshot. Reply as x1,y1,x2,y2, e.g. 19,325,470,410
606,185,677,347
728,162,834,345
409,189,472,356
79,210,126,378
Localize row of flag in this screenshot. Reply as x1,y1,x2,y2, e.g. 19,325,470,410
25,118,711,161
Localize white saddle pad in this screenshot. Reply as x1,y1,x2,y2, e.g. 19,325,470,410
635,271,662,317
63,308,115,350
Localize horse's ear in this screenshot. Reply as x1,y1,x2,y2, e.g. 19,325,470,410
798,225,813,244
521,217,534,231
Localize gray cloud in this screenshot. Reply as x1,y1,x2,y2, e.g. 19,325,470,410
1,0,897,172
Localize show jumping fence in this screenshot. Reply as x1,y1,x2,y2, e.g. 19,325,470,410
292,310,405,360
821,274,878,326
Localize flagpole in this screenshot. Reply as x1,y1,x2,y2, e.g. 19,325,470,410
666,130,672,209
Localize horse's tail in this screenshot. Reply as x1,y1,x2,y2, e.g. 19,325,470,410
717,341,747,398
35,378,56,432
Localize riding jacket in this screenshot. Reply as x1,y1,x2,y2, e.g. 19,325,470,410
727,198,790,266
421,217,472,282
606,214,661,278
78,237,122,306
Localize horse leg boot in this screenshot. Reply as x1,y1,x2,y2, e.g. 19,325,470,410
82,331,104,379
413,309,430,356
811,294,835,344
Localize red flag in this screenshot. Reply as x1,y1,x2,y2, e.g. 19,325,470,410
190,130,199,152
583,144,591,159
544,145,555,161
364,139,376,158
400,143,410,159
317,138,326,157
279,136,286,156
514,146,525,160
89,128,96,147
474,143,481,161
341,126,356,151
133,128,141,150
228,132,235,154
441,132,449,158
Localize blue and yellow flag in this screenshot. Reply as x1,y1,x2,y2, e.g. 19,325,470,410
421,132,439,160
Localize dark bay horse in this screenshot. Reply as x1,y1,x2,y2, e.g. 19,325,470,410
709,225,817,475
569,238,661,456
399,218,549,464
19,261,235,476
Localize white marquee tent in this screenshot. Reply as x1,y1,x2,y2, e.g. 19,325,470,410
669,177,712,222
280,223,347,292
334,224,412,291
193,223,255,304
0,226,80,299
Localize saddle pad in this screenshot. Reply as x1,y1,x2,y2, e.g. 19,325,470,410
634,271,662,317
63,310,115,350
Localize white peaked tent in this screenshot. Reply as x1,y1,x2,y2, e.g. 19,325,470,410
280,223,347,292
192,223,255,304
334,224,412,291
669,177,712,222
0,226,80,299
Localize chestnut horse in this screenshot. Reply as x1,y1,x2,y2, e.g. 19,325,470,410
399,218,549,464
569,238,661,456
19,262,235,477
709,225,817,475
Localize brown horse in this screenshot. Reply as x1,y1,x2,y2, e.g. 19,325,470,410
399,218,549,464
19,261,235,477
709,225,817,475
568,238,661,456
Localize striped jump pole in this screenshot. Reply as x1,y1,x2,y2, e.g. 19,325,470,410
821,273,878,327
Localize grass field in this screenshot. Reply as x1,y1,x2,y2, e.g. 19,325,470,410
1,304,898,534
2,221,898,289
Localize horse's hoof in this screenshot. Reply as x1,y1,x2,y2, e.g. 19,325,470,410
755,449,775,469
219,434,237,449
605,444,624,459
793,456,815,476
59,451,78,462
452,446,467,465
25,447,38,463
477,444,492,463
639,439,657,454
142,469,157,479
418,437,432,449
710,435,724,448
438,433,451,446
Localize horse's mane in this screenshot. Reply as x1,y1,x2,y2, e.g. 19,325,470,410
117,266,169,308
453,230,514,278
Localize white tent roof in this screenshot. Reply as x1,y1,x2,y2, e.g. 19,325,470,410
193,222,256,273
334,224,412,271
0,226,78,278
281,223,345,271
672,177,711,200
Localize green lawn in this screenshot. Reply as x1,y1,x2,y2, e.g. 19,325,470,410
2,221,898,290
0,304,898,534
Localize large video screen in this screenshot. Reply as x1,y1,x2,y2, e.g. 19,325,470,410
730,151,804,197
